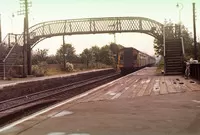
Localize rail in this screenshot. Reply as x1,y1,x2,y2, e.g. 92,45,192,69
190,64,200,81
0,72,120,112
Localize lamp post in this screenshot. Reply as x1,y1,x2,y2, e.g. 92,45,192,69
176,3,183,24
7,13,15,34
176,3,183,36
10,13,15,33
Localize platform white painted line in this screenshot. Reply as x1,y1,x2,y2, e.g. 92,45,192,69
153,79,160,92
0,72,130,133
141,80,146,84
106,91,116,96
192,100,200,104
125,87,129,90
135,79,139,83
111,93,122,99
68,133,90,135
47,132,66,135
146,79,151,83
52,111,73,118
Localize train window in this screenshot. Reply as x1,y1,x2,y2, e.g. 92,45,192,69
133,54,137,60
120,54,124,61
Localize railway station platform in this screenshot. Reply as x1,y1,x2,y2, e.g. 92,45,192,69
1,67,200,135
0,68,112,89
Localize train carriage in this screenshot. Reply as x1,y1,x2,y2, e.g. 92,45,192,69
117,47,155,74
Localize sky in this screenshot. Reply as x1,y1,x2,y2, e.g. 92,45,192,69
0,0,200,56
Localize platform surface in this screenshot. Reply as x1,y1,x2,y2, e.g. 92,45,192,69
1,67,200,135
0,68,111,89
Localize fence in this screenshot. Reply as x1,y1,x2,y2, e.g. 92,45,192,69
190,64,200,81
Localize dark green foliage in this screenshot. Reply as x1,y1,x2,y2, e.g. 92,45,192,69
56,44,76,64
80,43,120,68
32,49,49,64
46,55,58,64
80,48,93,68
109,42,124,54
99,45,114,66
154,22,198,60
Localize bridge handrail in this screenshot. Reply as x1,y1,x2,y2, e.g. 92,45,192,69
2,34,8,43
28,16,163,31
2,45,16,63
163,25,166,57
28,16,164,40
0,17,163,49
2,16,165,48
180,37,185,56
2,43,17,80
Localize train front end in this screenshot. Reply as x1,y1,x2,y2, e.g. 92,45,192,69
118,48,138,74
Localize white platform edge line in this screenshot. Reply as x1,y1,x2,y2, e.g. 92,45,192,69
0,71,131,132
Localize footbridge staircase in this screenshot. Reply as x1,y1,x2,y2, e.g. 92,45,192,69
164,25,185,75
0,34,23,79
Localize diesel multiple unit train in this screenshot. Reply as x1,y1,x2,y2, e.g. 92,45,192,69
117,47,155,74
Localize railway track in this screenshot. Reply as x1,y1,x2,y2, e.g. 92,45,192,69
0,72,121,126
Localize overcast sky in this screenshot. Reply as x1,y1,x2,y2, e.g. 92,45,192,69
0,0,200,55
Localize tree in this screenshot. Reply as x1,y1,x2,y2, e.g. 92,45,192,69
46,55,58,64
109,43,124,63
154,38,163,56
181,26,194,59
154,22,194,58
109,43,124,54
56,44,76,65
90,46,100,66
99,45,114,65
80,48,92,68
154,21,176,56
32,49,49,64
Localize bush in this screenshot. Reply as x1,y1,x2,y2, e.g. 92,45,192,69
32,61,48,77
65,62,74,72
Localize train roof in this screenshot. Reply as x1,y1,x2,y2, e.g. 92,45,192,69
119,47,155,59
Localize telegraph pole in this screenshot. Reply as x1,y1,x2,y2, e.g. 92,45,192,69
193,3,197,60
18,0,32,76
